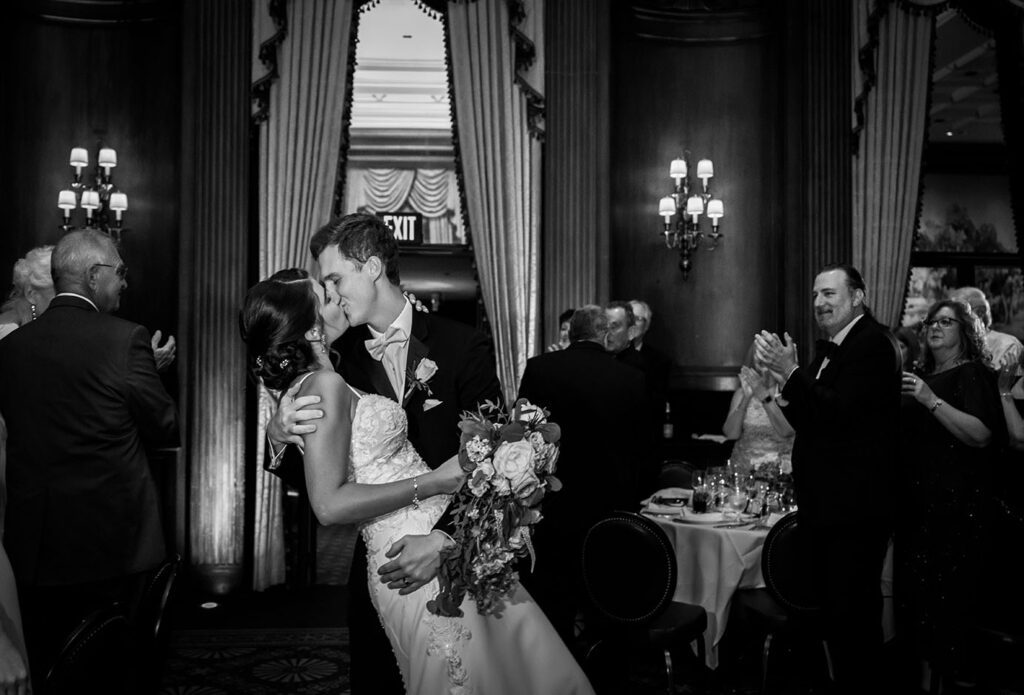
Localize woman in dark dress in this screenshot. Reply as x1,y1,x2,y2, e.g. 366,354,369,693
898,298,1002,689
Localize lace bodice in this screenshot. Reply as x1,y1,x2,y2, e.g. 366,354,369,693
730,398,794,471
349,394,449,568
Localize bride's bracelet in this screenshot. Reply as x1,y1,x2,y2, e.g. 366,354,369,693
412,476,421,509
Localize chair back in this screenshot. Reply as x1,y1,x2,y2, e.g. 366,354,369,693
653,460,697,490
133,554,181,693
582,511,676,625
761,511,821,614
46,602,129,694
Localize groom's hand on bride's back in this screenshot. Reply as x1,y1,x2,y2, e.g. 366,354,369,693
267,380,324,445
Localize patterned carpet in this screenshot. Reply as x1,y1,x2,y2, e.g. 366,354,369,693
160,627,349,695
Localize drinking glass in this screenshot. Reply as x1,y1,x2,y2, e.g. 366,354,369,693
724,487,749,520
691,485,711,514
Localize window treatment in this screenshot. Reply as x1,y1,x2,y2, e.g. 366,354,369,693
852,0,934,328
250,0,354,590
447,0,544,402
343,167,464,243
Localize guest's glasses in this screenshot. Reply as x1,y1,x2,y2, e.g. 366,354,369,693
923,317,960,329
93,263,128,279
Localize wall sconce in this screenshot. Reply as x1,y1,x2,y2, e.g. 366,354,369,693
657,153,724,279
58,145,129,242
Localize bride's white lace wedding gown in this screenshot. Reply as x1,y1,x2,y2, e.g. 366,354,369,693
350,393,595,695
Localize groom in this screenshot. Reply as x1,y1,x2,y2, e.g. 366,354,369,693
268,212,501,694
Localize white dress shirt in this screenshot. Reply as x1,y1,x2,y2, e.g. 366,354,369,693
367,299,414,402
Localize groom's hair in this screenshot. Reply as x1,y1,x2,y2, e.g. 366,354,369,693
310,213,401,285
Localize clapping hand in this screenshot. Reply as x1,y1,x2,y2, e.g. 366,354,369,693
739,365,772,401
998,351,1023,396
151,330,177,372
901,370,935,405
753,331,798,386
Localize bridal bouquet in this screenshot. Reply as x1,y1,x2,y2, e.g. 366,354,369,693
427,398,561,618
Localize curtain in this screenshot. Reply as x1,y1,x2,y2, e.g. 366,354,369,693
852,0,934,328
447,0,544,402
343,167,463,243
250,0,354,590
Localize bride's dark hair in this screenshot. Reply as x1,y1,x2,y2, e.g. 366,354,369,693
240,268,321,391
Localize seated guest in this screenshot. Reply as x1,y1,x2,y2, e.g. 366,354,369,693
950,286,1023,369
897,298,1002,690
518,305,649,651
545,307,574,352
894,325,921,372
722,343,794,477
0,245,54,340
0,229,180,690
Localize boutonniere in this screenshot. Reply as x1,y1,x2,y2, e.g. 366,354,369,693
404,358,439,407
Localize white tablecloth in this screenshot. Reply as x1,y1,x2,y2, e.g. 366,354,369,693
647,513,896,670
647,514,767,669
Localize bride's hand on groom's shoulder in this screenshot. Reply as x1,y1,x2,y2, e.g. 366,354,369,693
267,380,324,445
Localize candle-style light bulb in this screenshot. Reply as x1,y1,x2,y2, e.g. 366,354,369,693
98,148,117,177
109,192,128,221
706,198,724,228
70,147,88,176
686,195,704,224
670,158,687,181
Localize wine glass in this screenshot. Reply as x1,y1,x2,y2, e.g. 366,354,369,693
724,487,749,520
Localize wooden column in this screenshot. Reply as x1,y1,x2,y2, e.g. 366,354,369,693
180,0,252,595
542,0,612,347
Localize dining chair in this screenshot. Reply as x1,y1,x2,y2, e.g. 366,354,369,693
653,460,698,491
45,601,130,694
133,553,182,694
580,510,707,695
734,510,834,695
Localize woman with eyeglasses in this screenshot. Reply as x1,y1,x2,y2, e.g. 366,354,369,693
896,298,1003,690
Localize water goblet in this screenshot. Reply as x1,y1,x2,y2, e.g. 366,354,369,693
724,487,749,521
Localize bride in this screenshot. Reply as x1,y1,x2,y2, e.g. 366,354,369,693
240,269,594,695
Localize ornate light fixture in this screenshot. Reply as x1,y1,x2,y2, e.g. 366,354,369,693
657,153,724,279
57,146,129,241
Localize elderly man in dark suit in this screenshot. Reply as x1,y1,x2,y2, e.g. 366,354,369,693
755,263,901,694
268,212,501,695
0,229,179,689
517,304,649,650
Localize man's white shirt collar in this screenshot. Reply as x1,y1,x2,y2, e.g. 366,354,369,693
55,292,99,312
830,312,865,347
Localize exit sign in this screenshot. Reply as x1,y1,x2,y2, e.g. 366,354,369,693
382,212,423,245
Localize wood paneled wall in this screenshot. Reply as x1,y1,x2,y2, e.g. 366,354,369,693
179,0,252,595
609,2,780,389
542,0,612,346
0,3,181,344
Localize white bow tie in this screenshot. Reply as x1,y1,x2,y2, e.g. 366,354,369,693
365,326,407,361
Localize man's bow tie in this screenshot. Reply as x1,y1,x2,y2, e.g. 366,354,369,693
815,339,838,361
365,326,408,361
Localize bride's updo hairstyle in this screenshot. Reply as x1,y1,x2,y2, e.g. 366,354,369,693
240,268,321,391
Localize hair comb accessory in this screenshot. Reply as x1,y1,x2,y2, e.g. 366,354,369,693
255,356,264,367
279,359,289,368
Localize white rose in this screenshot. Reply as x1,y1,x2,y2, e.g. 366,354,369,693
492,440,540,498
414,358,438,383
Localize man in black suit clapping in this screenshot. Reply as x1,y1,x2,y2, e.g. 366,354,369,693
517,305,649,650
0,230,179,689
754,264,901,694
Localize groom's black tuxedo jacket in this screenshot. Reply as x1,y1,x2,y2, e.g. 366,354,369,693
779,315,901,527
0,295,180,586
334,310,502,469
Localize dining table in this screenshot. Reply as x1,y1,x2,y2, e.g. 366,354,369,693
644,508,895,670
645,510,768,669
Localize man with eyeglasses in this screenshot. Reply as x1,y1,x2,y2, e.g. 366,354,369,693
754,263,902,694
0,229,179,691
